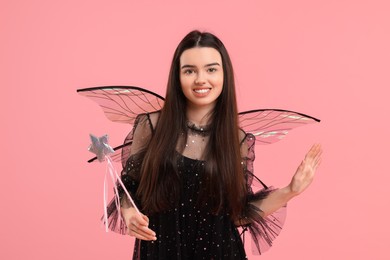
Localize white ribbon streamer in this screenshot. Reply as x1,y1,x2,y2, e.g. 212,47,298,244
103,155,140,232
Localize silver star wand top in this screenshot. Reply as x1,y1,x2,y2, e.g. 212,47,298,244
88,134,115,162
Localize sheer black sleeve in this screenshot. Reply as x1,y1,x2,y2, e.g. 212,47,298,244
240,132,287,255
102,113,153,235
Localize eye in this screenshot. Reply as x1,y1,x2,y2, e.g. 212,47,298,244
184,69,194,75
207,67,217,73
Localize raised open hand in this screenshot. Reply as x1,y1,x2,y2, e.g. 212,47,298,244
288,144,322,196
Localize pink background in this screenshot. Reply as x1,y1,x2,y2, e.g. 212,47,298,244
2,0,389,259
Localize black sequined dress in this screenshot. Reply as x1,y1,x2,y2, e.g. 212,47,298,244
104,113,286,259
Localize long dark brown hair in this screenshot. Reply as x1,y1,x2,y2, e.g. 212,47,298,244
137,30,246,220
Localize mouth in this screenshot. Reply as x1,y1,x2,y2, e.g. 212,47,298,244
193,88,211,94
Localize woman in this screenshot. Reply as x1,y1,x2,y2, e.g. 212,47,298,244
108,30,322,259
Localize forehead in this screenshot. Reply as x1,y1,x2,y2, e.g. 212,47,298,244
180,47,222,66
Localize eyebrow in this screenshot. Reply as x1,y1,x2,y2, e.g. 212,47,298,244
181,62,221,69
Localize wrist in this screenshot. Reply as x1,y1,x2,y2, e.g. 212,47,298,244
280,185,299,202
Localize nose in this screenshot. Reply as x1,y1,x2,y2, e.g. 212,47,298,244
195,72,206,85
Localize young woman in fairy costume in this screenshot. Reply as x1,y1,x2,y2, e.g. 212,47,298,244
108,30,322,259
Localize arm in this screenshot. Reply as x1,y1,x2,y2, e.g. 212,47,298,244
253,143,322,217
238,132,322,254
119,113,157,240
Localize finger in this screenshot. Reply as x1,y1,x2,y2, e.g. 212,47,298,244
313,147,322,164
129,227,156,240
314,157,322,170
307,144,322,161
314,144,322,156
138,223,156,237
128,221,156,239
305,144,318,160
310,157,321,172
130,218,156,235
129,213,149,228
317,158,322,167
142,214,150,225
312,143,322,156
314,152,322,165
128,228,157,241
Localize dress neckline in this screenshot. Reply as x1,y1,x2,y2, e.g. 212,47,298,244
186,121,211,136
176,150,206,163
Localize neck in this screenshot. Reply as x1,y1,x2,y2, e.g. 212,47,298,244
186,104,214,125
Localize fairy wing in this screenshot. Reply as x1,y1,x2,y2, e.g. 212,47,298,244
239,109,320,145
79,87,320,161
77,86,165,163
77,86,165,124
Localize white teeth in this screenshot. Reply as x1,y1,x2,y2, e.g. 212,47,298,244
194,89,210,93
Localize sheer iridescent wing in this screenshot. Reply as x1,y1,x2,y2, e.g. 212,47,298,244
77,86,164,163
77,86,165,124
239,109,320,145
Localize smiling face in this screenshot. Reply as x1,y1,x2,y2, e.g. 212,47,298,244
179,47,224,111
